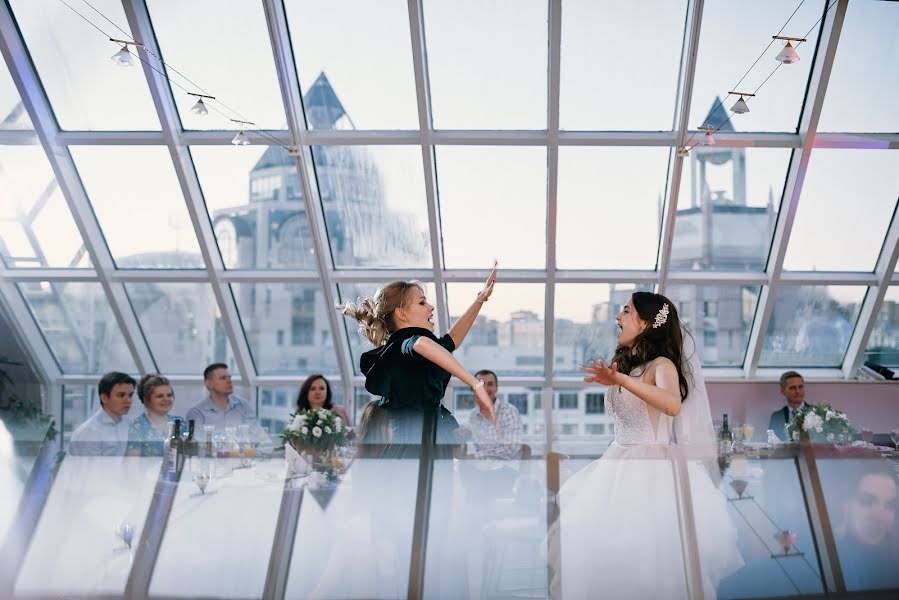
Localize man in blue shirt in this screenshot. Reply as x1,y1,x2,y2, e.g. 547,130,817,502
69,372,135,456
186,363,258,432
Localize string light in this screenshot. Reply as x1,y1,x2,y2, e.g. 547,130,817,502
230,119,254,146
729,92,755,115
773,35,807,64
109,37,142,67
699,125,718,146
187,92,214,116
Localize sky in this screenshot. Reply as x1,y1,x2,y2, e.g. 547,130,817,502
1,0,898,326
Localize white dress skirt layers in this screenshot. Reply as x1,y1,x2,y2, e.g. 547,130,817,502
554,383,743,599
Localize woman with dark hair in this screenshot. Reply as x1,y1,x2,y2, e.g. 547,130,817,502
554,291,742,599
338,269,497,456
296,374,351,427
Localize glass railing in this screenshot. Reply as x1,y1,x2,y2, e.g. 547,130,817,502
1,427,898,599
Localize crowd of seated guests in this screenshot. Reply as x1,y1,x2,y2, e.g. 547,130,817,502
67,366,354,457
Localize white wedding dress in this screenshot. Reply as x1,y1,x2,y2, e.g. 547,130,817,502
554,380,743,599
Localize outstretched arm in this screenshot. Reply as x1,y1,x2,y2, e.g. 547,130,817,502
412,336,497,426
581,358,682,416
448,262,497,348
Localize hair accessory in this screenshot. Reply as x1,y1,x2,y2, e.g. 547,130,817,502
652,303,669,329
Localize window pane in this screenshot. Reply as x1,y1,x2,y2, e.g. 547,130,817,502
818,1,899,133
285,0,418,130
671,148,790,272
0,146,89,268
149,461,284,598
784,150,899,272
14,457,159,597
667,284,761,367
18,281,136,374
437,146,546,269
448,282,545,377
147,0,285,130
560,0,686,131
689,0,825,133
424,0,547,129
760,285,865,368
338,282,437,376
232,283,338,376
864,287,899,369
191,146,316,270
126,282,236,375
554,284,652,377
10,0,160,130
314,145,431,269
557,148,668,269
70,146,204,268
0,58,32,129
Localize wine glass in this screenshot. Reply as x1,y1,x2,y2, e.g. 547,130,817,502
117,522,134,549
741,423,755,443
891,428,899,452
193,470,211,494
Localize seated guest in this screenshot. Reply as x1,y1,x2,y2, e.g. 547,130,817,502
768,370,807,439
127,374,182,456
464,369,522,461
834,463,899,590
69,371,135,456
186,363,258,432
296,374,351,426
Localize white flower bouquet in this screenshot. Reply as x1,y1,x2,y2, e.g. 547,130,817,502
786,403,854,443
282,408,351,456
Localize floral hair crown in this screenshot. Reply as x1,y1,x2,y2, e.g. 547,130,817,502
652,303,669,329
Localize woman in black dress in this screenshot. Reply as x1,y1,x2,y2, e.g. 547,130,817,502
338,268,497,455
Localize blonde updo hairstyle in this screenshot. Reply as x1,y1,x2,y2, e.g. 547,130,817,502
337,280,425,346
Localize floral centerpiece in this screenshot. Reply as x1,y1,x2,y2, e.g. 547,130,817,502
786,403,855,443
282,408,351,471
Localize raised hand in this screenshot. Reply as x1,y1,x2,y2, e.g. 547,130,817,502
579,359,619,386
478,259,498,303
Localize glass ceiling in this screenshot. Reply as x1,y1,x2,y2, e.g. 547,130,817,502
0,0,897,394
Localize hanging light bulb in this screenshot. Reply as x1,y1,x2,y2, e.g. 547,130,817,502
110,45,132,67
729,91,754,114
231,130,249,146
230,119,254,146
188,92,214,116
696,125,718,146
108,38,143,67
773,35,806,65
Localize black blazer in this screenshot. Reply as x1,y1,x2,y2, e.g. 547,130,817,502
768,407,790,439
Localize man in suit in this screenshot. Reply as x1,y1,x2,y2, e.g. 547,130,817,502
768,371,807,439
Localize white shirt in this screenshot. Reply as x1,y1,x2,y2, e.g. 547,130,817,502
68,409,131,456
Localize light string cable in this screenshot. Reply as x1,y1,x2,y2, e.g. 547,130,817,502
57,0,291,150
682,0,838,150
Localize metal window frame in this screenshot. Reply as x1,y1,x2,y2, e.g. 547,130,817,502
0,0,894,421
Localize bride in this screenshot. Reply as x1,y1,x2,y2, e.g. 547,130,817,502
553,292,742,599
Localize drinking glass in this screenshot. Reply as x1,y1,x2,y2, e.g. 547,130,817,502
741,423,755,442
891,428,899,452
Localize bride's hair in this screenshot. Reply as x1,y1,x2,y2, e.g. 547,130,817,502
336,280,425,346
613,291,692,401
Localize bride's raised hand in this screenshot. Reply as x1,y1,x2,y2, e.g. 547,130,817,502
579,359,619,386
477,259,498,303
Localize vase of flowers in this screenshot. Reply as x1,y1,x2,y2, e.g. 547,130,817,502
786,403,854,444
282,408,351,473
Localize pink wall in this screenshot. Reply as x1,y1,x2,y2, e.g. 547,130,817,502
707,381,899,436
